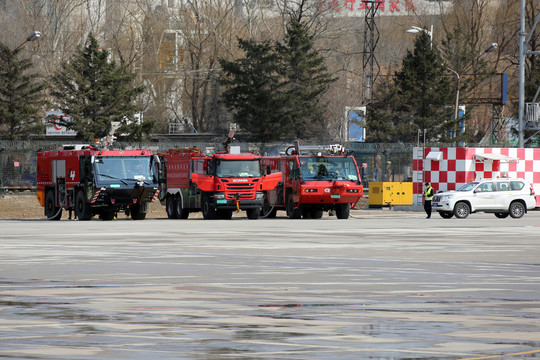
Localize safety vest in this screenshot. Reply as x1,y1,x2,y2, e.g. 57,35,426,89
424,186,434,201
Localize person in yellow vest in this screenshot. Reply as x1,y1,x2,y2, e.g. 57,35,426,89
423,182,434,219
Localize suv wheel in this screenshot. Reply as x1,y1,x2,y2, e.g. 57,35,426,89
439,211,453,219
509,201,525,219
453,202,470,219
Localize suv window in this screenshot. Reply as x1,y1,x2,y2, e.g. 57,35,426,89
497,182,510,191
476,182,495,192
510,181,524,191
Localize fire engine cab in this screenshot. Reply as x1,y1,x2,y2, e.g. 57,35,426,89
36,144,160,220
262,142,363,219
158,147,281,219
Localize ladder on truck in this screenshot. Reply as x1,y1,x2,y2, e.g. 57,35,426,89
415,147,425,206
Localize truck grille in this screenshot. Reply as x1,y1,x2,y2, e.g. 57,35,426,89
224,183,256,199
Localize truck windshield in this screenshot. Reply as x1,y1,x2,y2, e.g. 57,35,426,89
94,156,156,184
216,159,261,178
299,156,359,181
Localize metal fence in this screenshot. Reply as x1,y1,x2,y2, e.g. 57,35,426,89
0,140,419,192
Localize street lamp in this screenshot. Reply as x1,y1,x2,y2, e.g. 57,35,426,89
406,25,433,49
446,42,498,139
1,31,41,62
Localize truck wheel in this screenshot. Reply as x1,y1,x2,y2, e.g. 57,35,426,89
509,201,525,219
166,195,178,219
261,195,277,218
286,193,301,219
175,196,189,219
75,190,92,220
130,203,146,220
99,210,115,221
335,203,351,219
302,208,312,219
45,190,62,220
202,195,217,220
246,208,260,220
311,209,324,219
217,210,233,219
453,202,470,219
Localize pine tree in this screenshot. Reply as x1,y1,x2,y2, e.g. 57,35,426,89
49,33,150,142
280,18,336,141
219,38,289,142
367,31,454,143
0,42,47,140
219,14,335,142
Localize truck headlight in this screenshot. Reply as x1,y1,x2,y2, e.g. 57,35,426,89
256,192,264,199
215,193,225,199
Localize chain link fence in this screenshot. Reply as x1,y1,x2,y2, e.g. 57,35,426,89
0,140,419,192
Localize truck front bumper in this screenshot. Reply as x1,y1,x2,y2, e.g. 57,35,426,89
214,198,263,210
92,187,159,208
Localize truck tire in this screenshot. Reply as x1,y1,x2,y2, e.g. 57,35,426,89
335,203,351,219
261,195,277,218
166,195,178,219
246,208,260,220
202,195,217,220
99,210,115,221
45,190,62,220
302,208,312,219
311,209,324,219
130,203,146,220
217,209,233,219
75,190,92,220
175,196,190,219
286,193,301,219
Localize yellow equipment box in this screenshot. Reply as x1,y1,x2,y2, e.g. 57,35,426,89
368,182,413,207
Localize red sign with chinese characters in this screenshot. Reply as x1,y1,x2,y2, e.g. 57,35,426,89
320,0,417,13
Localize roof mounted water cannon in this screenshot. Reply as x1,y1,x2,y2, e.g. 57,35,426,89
223,123,237,153
285,141,346,156
94,134,117,150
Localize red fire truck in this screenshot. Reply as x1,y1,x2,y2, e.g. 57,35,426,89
158,147,281,220
261,142,363,219
37,145,160,220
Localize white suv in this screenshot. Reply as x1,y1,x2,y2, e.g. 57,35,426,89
432,178,536,219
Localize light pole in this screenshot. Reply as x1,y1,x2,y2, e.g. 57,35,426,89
447,68,461,137
406,25,433,49
517,0,540,147
1,31,41,62
446,42,498,139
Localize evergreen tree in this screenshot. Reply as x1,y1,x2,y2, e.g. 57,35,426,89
0,42,47,140
279,18,336,141
49,33,151,142
219,15,335,142
219,39,289,142
367,31,454,143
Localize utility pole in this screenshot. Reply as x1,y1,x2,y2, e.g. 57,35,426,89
518,0,540,147
518,0,526,148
